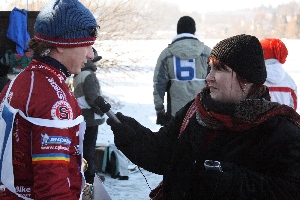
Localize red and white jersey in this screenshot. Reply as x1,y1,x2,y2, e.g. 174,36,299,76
264,59,297,110
0,59,83,199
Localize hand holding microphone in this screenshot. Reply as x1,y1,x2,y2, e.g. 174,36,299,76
94,96,121,123
95,96,148,146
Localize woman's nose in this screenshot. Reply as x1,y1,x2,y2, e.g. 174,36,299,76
206,71,213,82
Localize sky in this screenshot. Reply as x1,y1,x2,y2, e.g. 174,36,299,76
166,0,299,13
94,38,300,199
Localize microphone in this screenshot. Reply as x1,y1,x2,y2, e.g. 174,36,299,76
94,96,121,123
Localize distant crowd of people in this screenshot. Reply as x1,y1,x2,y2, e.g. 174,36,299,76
0,0,299,199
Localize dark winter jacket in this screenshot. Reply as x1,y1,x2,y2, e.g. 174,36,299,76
73,60,105,127
115,88,300,199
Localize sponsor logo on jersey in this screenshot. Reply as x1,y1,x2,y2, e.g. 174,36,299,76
16,186,31,193
48,77,67,100
41,133,71,146
15,185,32,197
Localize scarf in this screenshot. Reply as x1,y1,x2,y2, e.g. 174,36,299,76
195,86,300,131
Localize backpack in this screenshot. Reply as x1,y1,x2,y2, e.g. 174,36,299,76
102,144,129,180
9,52,32,73
0,49,32,74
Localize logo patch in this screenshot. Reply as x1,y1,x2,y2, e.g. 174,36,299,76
51,100,73,120
41,133,50,145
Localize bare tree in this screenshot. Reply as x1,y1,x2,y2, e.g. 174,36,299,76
85,0,164,73
5,0,300,74
3,0,166,73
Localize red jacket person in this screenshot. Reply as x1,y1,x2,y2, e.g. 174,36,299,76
0,0,99,199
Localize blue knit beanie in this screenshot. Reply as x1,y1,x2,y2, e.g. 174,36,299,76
34,0,98,47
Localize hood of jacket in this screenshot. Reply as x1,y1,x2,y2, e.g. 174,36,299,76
265,58,285,84
82,60,97,72
168,33,205,60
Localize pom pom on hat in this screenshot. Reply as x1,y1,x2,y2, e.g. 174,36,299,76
34,0,98,48
210,34,267,85
177,16,196,34
260,38,288,64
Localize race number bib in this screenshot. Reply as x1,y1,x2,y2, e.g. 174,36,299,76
173,56,196,81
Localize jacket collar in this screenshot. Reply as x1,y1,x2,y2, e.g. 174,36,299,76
33,55,71,77
172,33,198,42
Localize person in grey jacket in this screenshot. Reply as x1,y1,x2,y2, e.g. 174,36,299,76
153,16,211,126
73,47,104,199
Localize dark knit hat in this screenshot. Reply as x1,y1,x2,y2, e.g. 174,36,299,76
177,16,196,34
210,34,267,84
34,0,98,48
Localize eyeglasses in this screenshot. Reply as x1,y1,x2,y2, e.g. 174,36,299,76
55,25,100,38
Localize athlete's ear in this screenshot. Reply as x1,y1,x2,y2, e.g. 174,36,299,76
55,47,64,53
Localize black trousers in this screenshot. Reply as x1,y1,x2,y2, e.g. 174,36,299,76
83,125,98,184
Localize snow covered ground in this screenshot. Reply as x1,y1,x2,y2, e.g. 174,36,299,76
93,39,300,200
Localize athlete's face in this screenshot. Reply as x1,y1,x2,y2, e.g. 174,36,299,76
59,46,94,74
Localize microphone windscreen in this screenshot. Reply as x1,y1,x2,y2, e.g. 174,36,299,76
94,96,111,113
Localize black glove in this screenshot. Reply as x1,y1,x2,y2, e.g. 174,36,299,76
156,109,167,126
107,112,141,146
199,161,241,196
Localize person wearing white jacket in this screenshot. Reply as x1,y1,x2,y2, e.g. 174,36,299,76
260,38,297,110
